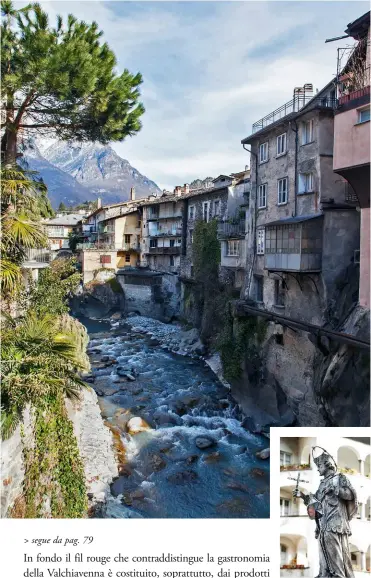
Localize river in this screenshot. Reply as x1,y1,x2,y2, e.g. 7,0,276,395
79,315,270,519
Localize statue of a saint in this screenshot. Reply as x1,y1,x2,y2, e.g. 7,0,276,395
293,447,358,578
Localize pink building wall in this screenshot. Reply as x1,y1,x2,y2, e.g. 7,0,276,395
333,108,370,171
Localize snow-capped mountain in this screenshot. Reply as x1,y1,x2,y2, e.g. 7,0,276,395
21,140,94,208
21,139,161,209
41,140,161,201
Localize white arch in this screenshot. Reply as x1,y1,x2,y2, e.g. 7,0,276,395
280,534,309,568
364,454,370,477
337,445,360,472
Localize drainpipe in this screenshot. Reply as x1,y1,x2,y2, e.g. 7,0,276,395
290,119,299,217
243,143,258,297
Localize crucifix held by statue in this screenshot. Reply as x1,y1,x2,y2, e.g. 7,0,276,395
293,446,358,578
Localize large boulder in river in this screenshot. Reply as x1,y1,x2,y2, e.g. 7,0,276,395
195,436,217,450
70,277,125,319
127,417,150,435
256,448,270,460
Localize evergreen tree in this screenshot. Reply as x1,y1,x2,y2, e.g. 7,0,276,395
1,1,145,164
58,202,67,212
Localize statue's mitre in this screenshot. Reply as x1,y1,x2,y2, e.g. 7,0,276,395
312,446,337,469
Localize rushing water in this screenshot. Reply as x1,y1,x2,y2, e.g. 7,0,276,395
79,316,270,519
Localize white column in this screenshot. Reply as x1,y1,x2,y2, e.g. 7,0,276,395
360,502,366,520
359,459,365,475
31,268,39,282
361,551,366,572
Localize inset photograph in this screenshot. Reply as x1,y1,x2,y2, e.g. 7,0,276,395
279,435,370,577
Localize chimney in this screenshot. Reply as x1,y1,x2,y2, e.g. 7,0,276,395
174,186,182,197
130,187,135,201
97,198,102,209
184,183,190,194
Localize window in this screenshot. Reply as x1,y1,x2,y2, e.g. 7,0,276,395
150,239,157,248
280,499,291,517
125,254,130,263
280,451,292,466
302,119,314,144
254,275,264,302
259,142,268,163
258,184,267,208
358,106,370,124
227,240,239,256
170,255,175,267
203,201,210,222
214,200,220,217
298,173,314,194
277,177,288,205
170,239,175,247
100,255,111,264
277,133,287,156
189,205,195,219
189,230,194,244
274,279,285,307
124,234,131,243
257,229,265,254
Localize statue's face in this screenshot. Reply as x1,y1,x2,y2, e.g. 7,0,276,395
317,461,328,476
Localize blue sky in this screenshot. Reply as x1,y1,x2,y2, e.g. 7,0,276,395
16,1,369,189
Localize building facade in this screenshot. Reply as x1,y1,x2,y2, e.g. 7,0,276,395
333,11,370,308
280,436,371,578
43,213,83,252
141,190,186,274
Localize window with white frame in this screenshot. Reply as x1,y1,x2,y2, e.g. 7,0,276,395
259,142,268,163
280,498,291,517
258,184,267,208
189,205,195,219
358,106,370,124
202,201,210,222
227,240,239,256
257,229,265,254
277,177,288,205
213,200,220,217
298,173,314,194
280,451,292,466
302,119,314,144
277,133,287,156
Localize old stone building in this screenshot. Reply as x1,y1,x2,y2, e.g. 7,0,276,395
238,80,365,426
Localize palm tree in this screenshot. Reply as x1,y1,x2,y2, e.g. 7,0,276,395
1,311,88,439
0,166,49,297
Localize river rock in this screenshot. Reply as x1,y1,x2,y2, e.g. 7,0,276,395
226,481,249,493
167,470,198,484
148,338,160,346
185,455,199,465
203,451,221,463
195,436,216,450
110,312,122,320
150,454,166,472
256,448,270,460
250,467,266,478
127,417,150,434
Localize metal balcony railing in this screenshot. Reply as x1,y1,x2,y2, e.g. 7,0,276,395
149,228,183,237
252,96,337,133
217,221,246,239
76,242,141,252
22,248,52,265
148,246,181,255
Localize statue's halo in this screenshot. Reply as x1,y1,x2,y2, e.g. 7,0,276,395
312,446,338,470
